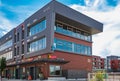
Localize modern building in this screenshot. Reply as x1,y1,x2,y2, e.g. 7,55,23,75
92,55,105,71
0,0,103,80
107,55,120,72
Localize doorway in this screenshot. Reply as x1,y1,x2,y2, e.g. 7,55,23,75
15,68,20,79
29,67,35,80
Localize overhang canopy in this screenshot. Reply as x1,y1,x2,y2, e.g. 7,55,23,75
7,58,69,67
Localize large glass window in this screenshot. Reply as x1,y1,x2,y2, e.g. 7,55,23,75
0,51,13,60
0,39,12,51
49,65,61,76
65,41,72,52
54,38,73,52
22,45,24,54
27,37,46,53
17,47,19,55
54,38,92,56
28,19,46,36
55,22,92,42
17,33,19,41
14,48,16,56
22,30,24,39
74,44,81,53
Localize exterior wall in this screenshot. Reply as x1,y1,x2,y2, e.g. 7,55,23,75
92,56,105,70
51,51,92,78
13,24,24,62
24,12,55,58
23,3,56,58
53,51,92,71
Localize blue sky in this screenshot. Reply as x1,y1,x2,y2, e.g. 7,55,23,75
0,0,120,57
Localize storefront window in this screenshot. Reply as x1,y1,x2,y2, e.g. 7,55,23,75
49,65,61,76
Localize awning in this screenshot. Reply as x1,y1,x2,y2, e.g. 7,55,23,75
7,58,69,67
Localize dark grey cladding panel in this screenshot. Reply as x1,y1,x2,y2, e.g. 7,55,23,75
24,12,55,58
53,1,103,34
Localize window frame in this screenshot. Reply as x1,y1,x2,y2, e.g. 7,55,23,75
49,65,62,76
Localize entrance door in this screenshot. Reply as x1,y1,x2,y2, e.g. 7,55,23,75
15,68,20,79
5,70,9,78
30,67,35,80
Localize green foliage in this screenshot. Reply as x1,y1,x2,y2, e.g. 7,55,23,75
0,57,6,81
0,57,6,72
95,72,104,81
90,71,104,81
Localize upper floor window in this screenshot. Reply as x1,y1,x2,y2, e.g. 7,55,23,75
28,19,46,36
17,46,19,55
0,39,12,51
22,44,24,54
27,37,46,53
22,30,24,39
17,33,19,41
54,38,92,56
14,47,16,56
54,21,92,42
14,34,16,43
0,51,13,60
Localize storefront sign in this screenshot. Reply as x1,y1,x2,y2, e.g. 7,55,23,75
48,55,57,59
27,58,34,61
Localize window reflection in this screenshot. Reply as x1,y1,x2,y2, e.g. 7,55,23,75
28,19,46,36
0,39,12,51
50,65,61,76
27,37,46,53
0,51,13,60
54,38,92,55
55,22,92,42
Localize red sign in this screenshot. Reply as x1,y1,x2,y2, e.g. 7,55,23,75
48,55,57,59
27,58,34,61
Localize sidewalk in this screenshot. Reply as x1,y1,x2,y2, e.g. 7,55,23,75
1,78,87,81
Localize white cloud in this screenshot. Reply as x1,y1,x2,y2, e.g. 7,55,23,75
84,0,106,10
70,2,120,57
0,4,36,37
0,12,16,36
8,5,36,22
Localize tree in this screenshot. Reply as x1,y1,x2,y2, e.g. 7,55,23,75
0,57,6,81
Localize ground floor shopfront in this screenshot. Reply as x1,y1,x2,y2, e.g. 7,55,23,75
4,51,92,79
4,58,68,80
